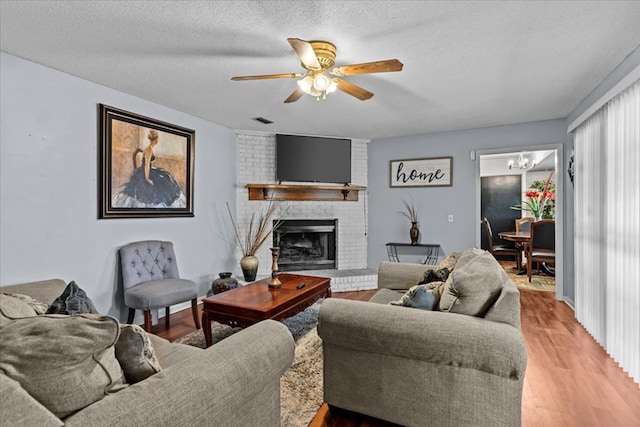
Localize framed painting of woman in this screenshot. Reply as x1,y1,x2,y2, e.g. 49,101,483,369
98,104,195,218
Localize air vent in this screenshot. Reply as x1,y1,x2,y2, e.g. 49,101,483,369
253,117,273,124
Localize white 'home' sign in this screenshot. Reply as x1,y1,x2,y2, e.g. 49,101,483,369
389,157,453,187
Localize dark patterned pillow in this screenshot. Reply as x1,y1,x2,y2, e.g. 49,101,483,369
46,281,98,315
417,268,450,285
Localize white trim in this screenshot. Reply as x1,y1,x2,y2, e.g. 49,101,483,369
567,65,640,133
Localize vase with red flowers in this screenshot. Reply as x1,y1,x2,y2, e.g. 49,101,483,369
511,171,555,220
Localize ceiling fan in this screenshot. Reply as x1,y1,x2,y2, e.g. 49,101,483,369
231,38,403,103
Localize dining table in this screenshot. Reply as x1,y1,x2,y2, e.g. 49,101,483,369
498,230,555,277
498,230,531,245
498,231,531,275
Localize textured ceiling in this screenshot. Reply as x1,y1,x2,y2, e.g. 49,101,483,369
1,1,640,140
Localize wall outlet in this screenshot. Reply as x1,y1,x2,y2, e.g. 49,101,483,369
448,214,454,222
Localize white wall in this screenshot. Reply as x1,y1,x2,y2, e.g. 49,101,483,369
367,119,568,267
0,53,238,322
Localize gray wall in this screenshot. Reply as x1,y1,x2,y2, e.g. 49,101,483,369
0,53,238,322
367,119,568,282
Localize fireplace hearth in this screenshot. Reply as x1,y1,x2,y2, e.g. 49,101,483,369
273,219,336,271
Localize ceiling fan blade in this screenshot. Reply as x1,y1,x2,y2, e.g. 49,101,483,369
335,78,374,101
331,59,403,76
231,73,299,81
287,38,321,70
284,87,305,103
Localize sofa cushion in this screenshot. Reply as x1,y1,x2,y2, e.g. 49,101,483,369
389,284,438,310
147,333,202,368
1,292,49,315
115,324,162,383
439,249,505,316
0,373,63,426
368,288,405,305
0,279,67,308
46,281,98,315
0,293,39,318
0,312,127,418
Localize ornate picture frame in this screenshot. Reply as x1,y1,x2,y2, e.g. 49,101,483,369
98,104,195,219
389,156,453,187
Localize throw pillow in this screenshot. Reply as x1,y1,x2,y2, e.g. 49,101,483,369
46,281,98,315
0,313,127,418
115,324,162,383
424,279,446,298
0,294,39,319
0,293,49,315
390,285,438,310
438,251,460,271
417,268,450,285
439,249,505,316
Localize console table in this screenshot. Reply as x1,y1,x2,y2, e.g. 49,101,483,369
386,242,443,265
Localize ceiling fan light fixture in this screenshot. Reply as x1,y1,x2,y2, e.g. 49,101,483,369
327,79,338,94
297,75,314,94
231,38,402,103
312,73,330,91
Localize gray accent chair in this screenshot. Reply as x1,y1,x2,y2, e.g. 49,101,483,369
119,240,200,332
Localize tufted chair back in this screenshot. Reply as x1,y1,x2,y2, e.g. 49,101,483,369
119,240,180,290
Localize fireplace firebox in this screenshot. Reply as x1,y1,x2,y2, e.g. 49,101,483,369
273,219,336,271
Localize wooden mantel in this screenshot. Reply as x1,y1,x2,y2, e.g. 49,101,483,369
246,184,366,202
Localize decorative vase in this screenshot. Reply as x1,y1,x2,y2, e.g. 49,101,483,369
410,222,420,245
240,255,259,282
209,272,239,296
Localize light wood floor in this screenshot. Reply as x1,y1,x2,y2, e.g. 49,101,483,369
154,289,640,427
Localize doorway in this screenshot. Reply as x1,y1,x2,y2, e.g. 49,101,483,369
476,145,563,299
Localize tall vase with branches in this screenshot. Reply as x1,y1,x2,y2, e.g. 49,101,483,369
398,198,422,245
226,200,287,281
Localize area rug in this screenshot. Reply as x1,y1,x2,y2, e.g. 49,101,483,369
499,260,555,292
174,303,324,427
280,328,323,427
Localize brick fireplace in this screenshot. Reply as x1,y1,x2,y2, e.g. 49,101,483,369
274,219,337,271
234,131,369,280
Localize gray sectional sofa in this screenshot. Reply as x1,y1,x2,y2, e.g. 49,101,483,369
318,248,528,427
0,279,295,427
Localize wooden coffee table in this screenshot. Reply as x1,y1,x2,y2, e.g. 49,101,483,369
201,273,331,347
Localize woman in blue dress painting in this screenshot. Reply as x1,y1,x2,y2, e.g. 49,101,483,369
113,130,186,208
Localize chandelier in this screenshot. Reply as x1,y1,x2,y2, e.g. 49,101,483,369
508,153,531,170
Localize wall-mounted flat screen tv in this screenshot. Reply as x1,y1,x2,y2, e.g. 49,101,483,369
276,134,351,184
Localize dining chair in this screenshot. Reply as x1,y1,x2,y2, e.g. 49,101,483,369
527,220,556,282
515,216,535,263
119,240,201,332
483,217,522,270
515,216,535,233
